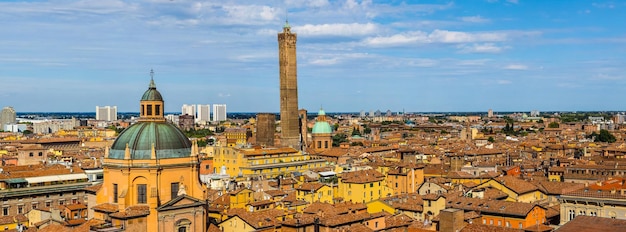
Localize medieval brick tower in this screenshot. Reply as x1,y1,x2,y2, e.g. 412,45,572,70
278,21,300,149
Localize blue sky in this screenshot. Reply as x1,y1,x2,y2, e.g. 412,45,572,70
1,0,625,113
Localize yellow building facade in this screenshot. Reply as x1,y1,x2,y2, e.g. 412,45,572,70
212,146,327,179
338,169,393,203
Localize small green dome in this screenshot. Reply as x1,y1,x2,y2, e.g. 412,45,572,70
109,122,191,159
312,121,332,134
141,79,163,101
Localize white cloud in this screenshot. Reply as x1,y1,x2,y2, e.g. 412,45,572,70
408,59,439,67
504,64,528,70
458,43,506,53
363,29,509,47
294,23,379,37
591,73,622,80
286,0,329,8
457,59,491,66
363,32,428,46
221,4,278,23
218,93,231,98
306,53,371,66
461,16,490,23
497,80,512,84
309,58,339,65
506,0,519,4
429,29,507,43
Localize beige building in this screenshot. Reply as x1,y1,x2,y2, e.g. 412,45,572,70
560,189,626,225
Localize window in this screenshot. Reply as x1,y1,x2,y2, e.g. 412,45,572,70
29,152,34,157
375,221,379,228
38,152,43,156
59,199,65,205
171,182,180,199
324,141,328,148
483,219,486,224
17,206,23,214
113,184,118,203
141,105,144,115
519,223,523,229
2,207,8,216
498,220,501,226
155,105,161,116
489,219,493,225
506,221,510,227
137,184,147,204
317,141,321,148
147,105,153,116
32,203,38,209
45,202,51,207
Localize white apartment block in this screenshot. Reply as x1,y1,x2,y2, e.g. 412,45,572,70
197,104,211,123
181,104,196,119
212,104,227,122
95,106,117,121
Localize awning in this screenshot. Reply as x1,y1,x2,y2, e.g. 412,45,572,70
3,178,27,184
24,173,89,184
319,171,336,176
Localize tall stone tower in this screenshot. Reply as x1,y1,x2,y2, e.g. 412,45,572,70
278,21,300,149
256,113,276,147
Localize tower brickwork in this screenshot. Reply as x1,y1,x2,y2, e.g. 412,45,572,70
256,113,276,147
278,22,300,149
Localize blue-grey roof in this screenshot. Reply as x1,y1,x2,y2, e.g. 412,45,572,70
109,122,191,159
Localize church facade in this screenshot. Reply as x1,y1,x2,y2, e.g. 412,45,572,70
93,72,207,232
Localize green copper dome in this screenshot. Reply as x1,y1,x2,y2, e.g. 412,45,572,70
108,122,192,159
141,78,163,101
311,108,332,134
312,121,332,134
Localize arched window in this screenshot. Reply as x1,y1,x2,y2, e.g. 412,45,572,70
176,219,191,232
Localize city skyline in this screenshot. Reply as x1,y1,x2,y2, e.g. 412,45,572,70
2,0,626,112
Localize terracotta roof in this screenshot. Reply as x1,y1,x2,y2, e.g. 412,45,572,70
493,176,539,194
385,214,414,229
207,223,221,232
0,164,84,180
535,181,584,195
562,189,626,200
92,203,118,213
460,224,523,232
446,196,543,217
341,169,385,184
229,209,284,229
84,183,102,193
0,214,28,225
556,215,626,232
65,203,87,211
109,205,150,219
296,182,326,192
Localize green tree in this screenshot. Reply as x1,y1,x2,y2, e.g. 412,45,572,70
350,141,364,146
363,127,371,134
22,130,33,135
488,137,495,143
332,133,348,147
352,127,361,136
333,123,339,131
588,129,616,143
548,122,559,128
